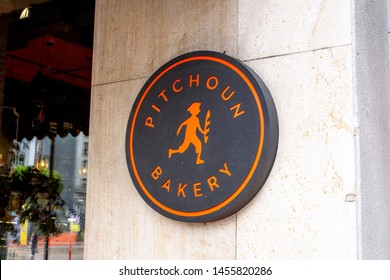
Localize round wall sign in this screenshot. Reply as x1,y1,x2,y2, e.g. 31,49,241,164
126,51,278,222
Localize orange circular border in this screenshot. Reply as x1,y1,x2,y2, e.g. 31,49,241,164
129,56,264,217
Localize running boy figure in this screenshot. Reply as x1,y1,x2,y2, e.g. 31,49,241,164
168,102,210,165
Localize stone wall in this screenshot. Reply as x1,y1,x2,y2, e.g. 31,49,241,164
85,0,357,259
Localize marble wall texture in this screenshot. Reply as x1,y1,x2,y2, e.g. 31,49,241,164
84,0,389,259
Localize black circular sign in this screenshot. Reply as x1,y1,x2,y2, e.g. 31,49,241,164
126,51,278,222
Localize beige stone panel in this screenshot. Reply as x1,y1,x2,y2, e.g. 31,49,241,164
236,46,357,259
84,79,138,259
92,0,237,86
238,0,352,60
85,79,236,259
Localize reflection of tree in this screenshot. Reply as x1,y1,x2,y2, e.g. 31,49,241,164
7,166,65,260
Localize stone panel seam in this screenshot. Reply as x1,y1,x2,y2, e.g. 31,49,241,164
240,44,352,63
92,76,149,88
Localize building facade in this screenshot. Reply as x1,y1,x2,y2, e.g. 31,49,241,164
84,0,390,259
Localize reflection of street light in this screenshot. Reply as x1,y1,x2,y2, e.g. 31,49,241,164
79,164,87,176
36,156,49,170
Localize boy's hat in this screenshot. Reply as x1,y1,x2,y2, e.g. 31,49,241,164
187,102,201,112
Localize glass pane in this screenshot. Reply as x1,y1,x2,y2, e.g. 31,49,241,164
2,135,87,260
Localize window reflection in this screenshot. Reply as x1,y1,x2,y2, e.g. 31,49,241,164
1,133,87,260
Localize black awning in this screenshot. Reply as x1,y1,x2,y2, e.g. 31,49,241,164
1,74,90,142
